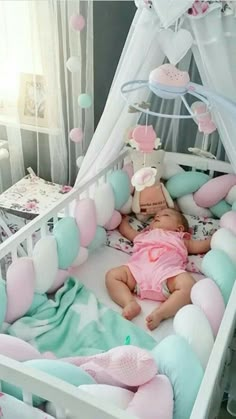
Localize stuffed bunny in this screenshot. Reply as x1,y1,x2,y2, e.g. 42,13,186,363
130,149,174,222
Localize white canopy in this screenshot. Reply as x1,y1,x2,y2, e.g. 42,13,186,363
75,1,236,186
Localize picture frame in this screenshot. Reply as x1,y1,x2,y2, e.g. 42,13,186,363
18,73,48,127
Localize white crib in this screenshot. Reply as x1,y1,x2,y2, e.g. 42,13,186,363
0,150,234,419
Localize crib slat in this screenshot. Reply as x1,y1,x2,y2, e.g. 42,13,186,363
26,236,33,257
0,263,3,280
55,406,67,419
11,248,17,262
23,391,33,406
99,175,104,185
118,160,122,169
64,204,70,217
40,224,47,238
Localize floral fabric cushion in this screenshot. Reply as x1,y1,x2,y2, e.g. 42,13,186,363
184,214,219,240
0,174,72,219
106,215,220,274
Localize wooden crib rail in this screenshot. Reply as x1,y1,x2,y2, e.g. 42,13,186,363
0,149,233,272
0,150,128,262
0,354,135,419
164,152,233,176
0,150,234,418
190,281,236,419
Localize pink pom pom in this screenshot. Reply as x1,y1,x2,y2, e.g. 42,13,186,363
132,125,156,153
69,127,84,143
69,13,85,31
47,269,69,294
104,211,122,231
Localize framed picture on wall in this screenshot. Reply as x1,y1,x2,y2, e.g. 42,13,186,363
18,73,48,127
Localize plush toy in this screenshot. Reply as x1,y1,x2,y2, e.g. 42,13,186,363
130,148,174,222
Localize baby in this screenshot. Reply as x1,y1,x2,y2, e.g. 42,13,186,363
105,208,211,331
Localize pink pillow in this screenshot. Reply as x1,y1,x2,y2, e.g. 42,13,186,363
63,345,157,387
127,375,173,419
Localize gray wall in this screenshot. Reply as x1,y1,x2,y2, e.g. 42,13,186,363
93,1,136,127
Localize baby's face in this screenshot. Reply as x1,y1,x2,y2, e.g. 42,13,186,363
150,209,183,232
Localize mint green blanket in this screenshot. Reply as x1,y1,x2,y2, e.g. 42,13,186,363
5,277,156,357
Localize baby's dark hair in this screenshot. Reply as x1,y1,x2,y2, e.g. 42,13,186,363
171,209,189,232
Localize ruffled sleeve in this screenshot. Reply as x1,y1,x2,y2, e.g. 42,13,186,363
183,231,192,240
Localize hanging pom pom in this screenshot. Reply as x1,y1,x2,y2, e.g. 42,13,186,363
66,56,80,73
69,13,85,31
76,156,84,169
132,125,157,153
78,93,92,109
69,128,84,143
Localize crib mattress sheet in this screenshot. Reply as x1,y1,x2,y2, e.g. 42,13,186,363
73,246,175,343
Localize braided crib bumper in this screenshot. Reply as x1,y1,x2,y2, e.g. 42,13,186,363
0,160,235,419
165,171,236,218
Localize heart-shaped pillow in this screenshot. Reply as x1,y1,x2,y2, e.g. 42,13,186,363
158,29,193,65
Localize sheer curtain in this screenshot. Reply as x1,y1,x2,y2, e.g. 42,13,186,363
76,7,164,186
0,0,93,189
52,0,94,184
184,3,236,164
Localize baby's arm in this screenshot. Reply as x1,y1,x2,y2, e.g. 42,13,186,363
118,217,140,242
185,237,211,255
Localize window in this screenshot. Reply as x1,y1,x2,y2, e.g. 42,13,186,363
0,1,42,116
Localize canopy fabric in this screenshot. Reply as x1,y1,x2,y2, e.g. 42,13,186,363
75,1,236,186
75,8,164,186
185,4,236,168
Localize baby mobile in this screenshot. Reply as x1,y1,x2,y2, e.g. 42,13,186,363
67,11,92,169
126,2,218,160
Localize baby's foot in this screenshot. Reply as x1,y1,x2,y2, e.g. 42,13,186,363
122,300,141,320
146,308,162,330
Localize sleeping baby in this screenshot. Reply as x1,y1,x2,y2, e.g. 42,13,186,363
105,208,211,331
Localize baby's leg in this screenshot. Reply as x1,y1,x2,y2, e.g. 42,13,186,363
105,266,141,320
146,272,195,330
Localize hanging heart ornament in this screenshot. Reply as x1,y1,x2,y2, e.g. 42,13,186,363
158,29,193,65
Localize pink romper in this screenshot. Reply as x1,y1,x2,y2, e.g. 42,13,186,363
126,229,189,302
